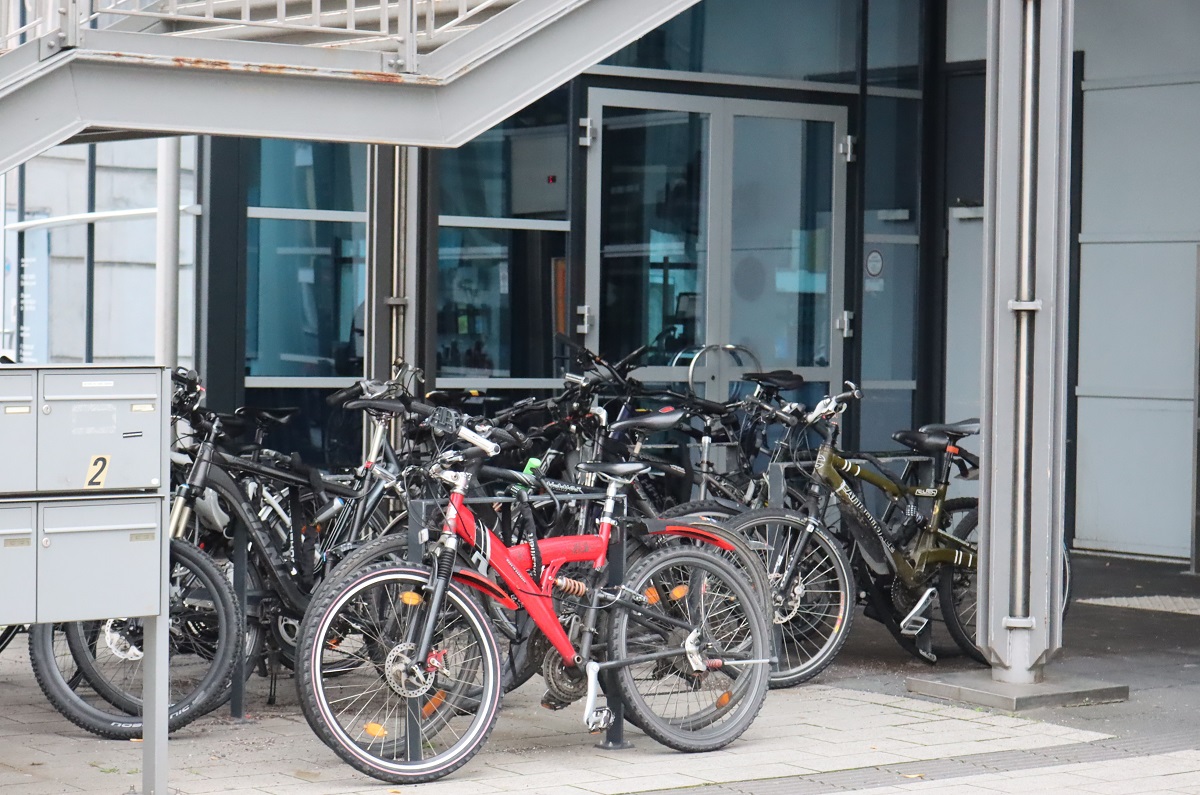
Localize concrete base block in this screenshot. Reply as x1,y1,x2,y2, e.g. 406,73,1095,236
905,670,1129,711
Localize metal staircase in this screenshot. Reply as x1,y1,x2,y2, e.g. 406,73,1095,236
0,0,699,171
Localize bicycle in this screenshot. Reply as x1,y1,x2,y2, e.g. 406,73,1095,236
296,400,771,783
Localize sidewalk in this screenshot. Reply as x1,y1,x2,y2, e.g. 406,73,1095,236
0,552,1197,795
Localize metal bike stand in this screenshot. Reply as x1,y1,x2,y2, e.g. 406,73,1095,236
0,365,171,795
229,519,249,719
404,490,635,751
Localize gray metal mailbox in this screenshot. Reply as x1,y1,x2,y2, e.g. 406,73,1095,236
0,371,37,494
37,369,164,493
0,364,171,795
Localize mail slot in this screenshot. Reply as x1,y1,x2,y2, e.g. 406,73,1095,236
37,370,164,493
0,372,36,494
0,503,36,625
36,499,163,623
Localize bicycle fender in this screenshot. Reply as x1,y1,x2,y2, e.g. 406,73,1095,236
452,568,519,610
642,519,735,552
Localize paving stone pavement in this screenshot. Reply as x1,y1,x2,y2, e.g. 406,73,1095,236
0,638,1125,795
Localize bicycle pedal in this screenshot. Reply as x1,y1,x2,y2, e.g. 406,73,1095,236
899,587,937,637
586,707,614,733
540,691,572,711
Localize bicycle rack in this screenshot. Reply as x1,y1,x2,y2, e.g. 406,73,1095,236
406,489,635,750
0,365,171,795
682,343,763,400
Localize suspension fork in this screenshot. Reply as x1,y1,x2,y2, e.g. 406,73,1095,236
410,486,468,671
168,426,218,540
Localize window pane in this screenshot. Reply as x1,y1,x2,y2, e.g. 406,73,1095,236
246,219,367,377
606,0,859,85
94,137,200,212
729,116,835,370
861,242,918,381
248,140,367,212
436,227,566,379
859,388,914,451
864,96,920,236
599,108,708,364
244,387,365,469
440,89,569,220
868,0,922,89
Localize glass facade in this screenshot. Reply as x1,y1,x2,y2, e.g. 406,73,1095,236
2,137,199,366
605,0,859,84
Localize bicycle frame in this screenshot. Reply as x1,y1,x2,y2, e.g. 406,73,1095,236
813,443,976,584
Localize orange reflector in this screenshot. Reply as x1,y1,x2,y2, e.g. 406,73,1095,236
669,585,689,601
422,690,447,718
644,588,660,605
716,691,732,708
400,591,424,606
364,722,388,738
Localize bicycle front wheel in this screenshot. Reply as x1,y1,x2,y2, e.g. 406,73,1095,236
607,546,770,753
723,509,855,688
297,563,501,784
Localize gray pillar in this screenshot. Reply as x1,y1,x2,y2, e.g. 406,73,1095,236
155,137,181,368
979,0,1074,683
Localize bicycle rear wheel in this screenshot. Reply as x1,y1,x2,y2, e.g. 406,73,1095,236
297,563,501,784
607,546,770,752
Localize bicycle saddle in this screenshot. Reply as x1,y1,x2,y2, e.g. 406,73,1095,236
891,429,951,455
576,461,653,480
743,370,805,391
918,418,980,439
609,409,685,434
236,406,300,426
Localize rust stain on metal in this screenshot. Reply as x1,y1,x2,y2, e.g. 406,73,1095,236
350,69,407,83
172,56,232,70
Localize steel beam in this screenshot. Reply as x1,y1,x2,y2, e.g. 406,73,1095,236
154,136,181,368
0,0,701,174
979,0,1074,684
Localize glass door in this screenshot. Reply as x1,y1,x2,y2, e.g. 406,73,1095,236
585,90,848,400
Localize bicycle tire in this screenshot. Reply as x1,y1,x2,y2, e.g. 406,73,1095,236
607,546,770,752
297,563,501,784
58,539,242,726
937,497,1073,664
722,508,855,688
658,500,747,522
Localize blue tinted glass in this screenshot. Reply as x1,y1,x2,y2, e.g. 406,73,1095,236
439,89,569,220
864,96,920,236
868,0,922,88
606,0,859,84
249,140,367,212
245,219,367,377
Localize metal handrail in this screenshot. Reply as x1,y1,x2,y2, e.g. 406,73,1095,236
2,0,513,61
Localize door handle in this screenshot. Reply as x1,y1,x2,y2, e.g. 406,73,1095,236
835,310,855,339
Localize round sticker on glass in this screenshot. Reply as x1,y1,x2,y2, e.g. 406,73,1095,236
865,250,884,278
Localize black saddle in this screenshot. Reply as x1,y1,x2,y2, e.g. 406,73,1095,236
610,409,685,435
236,406,300,426
576,461,653,480
892,418,979,455
743,370,805,391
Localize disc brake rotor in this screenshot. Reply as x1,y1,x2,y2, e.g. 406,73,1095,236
383,642,434,698
103,620,145,661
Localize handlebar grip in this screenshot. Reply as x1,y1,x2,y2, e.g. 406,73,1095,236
406,400,435,417
326,382,364,406
457,424,501,456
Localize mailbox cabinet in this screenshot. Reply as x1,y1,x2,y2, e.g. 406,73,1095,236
0,503,36,625
0,372,36,494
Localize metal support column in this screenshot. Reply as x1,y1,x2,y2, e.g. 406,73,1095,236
978,0,1074,684
155,137,181,368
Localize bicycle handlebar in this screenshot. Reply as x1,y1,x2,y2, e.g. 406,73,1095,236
326,381,364,406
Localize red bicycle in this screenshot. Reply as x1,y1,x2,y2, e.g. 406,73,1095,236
296,404,771,783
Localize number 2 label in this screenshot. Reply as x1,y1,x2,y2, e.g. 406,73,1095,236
85,455,111,488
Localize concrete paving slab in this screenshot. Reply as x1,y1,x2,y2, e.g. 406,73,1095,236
905,669,1129,710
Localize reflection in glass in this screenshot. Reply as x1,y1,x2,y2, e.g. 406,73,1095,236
729,117,834,369
248,140,367,212
436,227,566,379
606,0,858,84
440,89,570,220
245,219,367,377
245,387,365,469
599,108,708,363
858,388,914,451
867,0,922,89
864,96,920,236
861,243,918,382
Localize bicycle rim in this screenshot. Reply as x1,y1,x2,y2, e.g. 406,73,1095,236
301,565,501,783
